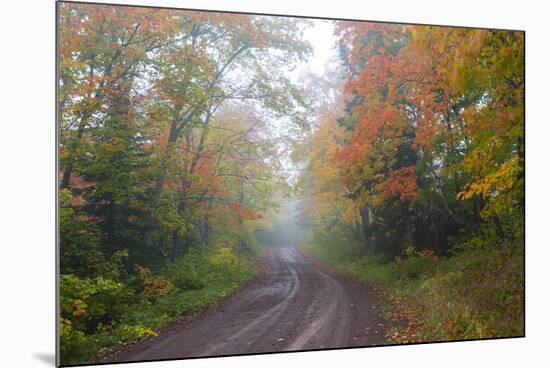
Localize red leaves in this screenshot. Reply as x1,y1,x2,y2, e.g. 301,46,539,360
384,167,417,202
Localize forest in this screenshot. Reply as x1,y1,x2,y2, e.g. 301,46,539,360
299,22,524,343
58,2,524,365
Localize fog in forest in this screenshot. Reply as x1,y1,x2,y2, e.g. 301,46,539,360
256,198,308,248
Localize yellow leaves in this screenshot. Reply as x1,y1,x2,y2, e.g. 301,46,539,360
134,264,175,300
117,324,158,339
458,155,522,218
209,247,240,272
142,276,174,299
303,106,360,223
341,206,361,224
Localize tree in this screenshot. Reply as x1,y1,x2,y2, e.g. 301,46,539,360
140,13,313,249
59,3,314,271
299,22,524,258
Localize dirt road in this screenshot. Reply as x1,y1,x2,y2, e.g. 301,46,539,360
103,246,387,363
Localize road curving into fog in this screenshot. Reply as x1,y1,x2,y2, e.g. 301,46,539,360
102,246,387,363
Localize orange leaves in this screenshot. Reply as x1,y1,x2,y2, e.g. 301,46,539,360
194,154,215,178
332,22,424,210
334,99,411,208
72,299,87,318
336,104,402,166
413,115,438,151
229,202,261,222
191,154,225,197
383,167,418,203
154,127,171,153
334,141,364,169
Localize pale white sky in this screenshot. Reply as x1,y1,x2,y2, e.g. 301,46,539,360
303,19,338,75
291,19,338,78
279,19,341,184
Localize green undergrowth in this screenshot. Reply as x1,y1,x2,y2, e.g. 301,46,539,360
302,232,524,344
60,246,257,365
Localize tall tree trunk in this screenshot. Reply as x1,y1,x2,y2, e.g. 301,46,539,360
106,198,115,248
200,216,211,246
171,230,183,262
143,115,180,248
359,206,373,254
493,215,506,240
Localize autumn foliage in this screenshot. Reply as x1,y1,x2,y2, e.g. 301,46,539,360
58,2,312,364
301,22,524,257
299,21,524,345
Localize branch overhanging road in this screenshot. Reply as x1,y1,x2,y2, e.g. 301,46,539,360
103,247,387,363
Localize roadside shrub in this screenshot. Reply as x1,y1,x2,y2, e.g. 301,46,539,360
162,248,209,290
209,247,241,273
135,264,175,300
303,227,363,265
60,274,135,332
389,246,439,280
59,189,104,276
95,249,130,281
59,274,136,365
425,244,525,340
61,243,258,365
96,323,158,348
59,318,97,364
349,254,392,284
